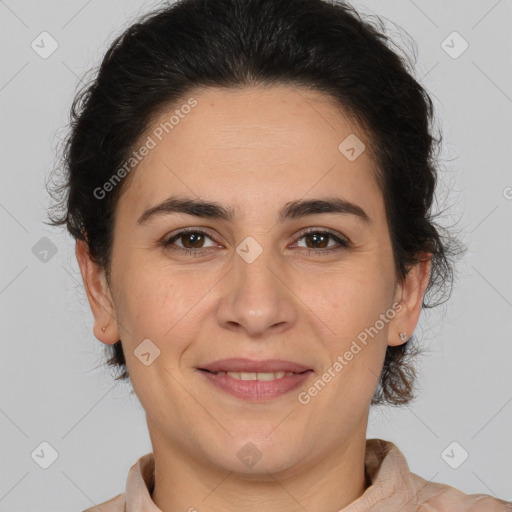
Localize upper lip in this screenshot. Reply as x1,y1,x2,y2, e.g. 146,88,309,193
199,358,312,373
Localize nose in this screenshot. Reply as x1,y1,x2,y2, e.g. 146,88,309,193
215,246,298,338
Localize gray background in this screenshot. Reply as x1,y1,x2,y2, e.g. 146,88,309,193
0,0,511,510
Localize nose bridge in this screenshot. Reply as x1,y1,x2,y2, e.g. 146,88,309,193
216,235,296,336
235,238,278,296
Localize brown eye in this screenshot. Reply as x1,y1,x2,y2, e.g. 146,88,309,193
163,229,217,251
303,232,330,249
161,228,349,257
178,232,206,249
295,230,349,252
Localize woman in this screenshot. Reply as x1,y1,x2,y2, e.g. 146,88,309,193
47,0,511,510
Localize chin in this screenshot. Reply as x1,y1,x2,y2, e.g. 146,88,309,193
211,436,306,477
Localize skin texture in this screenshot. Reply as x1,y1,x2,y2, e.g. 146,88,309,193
76,85,431,512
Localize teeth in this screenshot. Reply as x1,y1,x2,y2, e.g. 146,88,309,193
214,371,295,380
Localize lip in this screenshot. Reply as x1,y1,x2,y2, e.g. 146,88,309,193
198,358,313,402
199,358,312,373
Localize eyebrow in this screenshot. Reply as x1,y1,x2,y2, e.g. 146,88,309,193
137,196,371,225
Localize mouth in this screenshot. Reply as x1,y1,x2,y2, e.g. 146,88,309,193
200,369,309,381
197,358,314,401
199,357,312,374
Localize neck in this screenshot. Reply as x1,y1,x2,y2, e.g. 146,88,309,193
149,425,369,512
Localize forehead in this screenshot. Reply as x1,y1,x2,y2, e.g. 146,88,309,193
117,85,383,222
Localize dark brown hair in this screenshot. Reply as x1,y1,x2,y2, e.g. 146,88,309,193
47,0,464,406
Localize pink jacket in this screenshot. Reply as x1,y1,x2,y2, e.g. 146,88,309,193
82,438,511,511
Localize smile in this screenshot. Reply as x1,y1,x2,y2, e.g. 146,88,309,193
208,370,296,380
199,368,313,401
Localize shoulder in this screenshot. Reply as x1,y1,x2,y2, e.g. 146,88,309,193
81,492,126,512
409,472,512,511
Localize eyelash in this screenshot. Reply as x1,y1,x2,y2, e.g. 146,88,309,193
161,227,350,257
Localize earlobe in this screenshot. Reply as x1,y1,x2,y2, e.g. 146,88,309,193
388,252,432,347
75,239,120,345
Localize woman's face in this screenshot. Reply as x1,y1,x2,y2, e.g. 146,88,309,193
78,85,430,475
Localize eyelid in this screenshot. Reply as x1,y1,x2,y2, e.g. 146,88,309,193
163,226,221,248
295,227,350,243
162,226,351,253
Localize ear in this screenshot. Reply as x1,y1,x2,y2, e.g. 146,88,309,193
388,252,432,347
75,239,120,345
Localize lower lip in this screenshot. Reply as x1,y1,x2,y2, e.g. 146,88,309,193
199,370,313,401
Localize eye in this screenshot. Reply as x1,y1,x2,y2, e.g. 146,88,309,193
162,228,217,255
292,229,350,254
161,227,350,257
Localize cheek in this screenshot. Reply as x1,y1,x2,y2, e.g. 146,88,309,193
316,262,395,335
311,264,393,395
112,261,176,340
113,270,195,401
114,261,216,361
